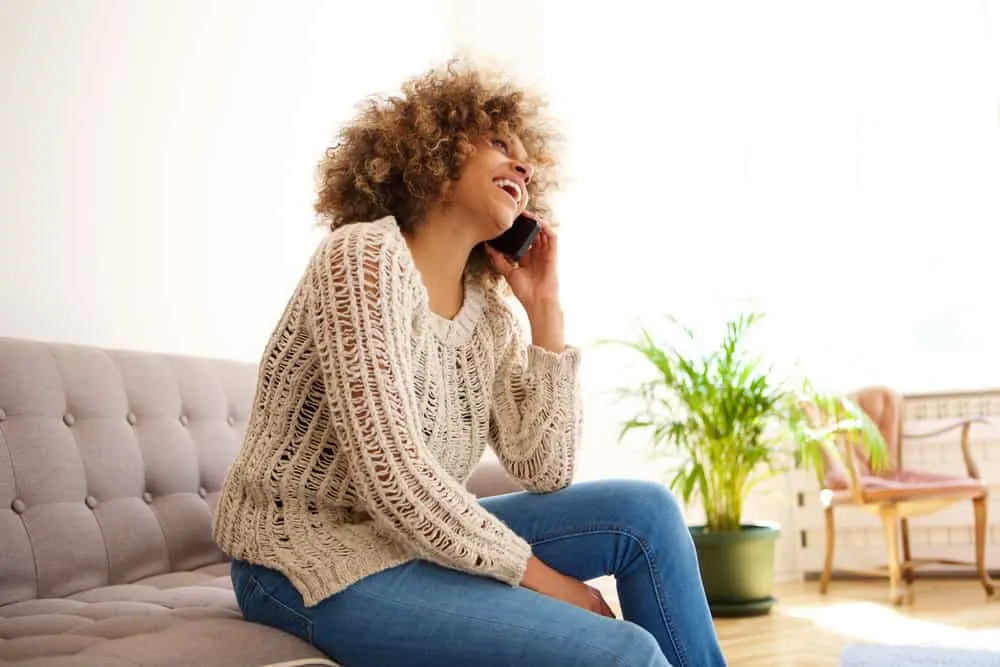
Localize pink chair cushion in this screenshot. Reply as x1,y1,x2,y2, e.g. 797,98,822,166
858,469,987,500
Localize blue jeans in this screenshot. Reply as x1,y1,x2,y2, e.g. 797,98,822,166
230,479,727,666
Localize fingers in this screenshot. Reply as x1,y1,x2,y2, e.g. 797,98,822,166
588,586,616,619
518,220,555,268
539,219,557,249
594,600,615,618
484,244,517,276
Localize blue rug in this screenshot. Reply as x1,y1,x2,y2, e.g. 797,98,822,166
842,645,1000,666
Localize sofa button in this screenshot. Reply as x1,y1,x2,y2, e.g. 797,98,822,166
198,487,208,499
0,408,6,421
10,498,25,514
179,414,189,426
63,413,75,426
85,495,98,509
226,415,235,426
127,412,137,426
142,492,153,504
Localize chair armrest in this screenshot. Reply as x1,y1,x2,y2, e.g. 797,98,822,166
904,416,990,439
904,417,990,479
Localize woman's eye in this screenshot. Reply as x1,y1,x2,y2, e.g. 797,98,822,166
492,139,508,154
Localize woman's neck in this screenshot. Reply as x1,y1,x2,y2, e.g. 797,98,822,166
404,209,479,320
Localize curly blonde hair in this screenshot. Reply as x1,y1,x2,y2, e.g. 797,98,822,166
314,60,561,281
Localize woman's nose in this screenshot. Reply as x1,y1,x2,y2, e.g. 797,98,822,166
514,161,533,185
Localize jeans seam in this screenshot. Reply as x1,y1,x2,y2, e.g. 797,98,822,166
347,584,631,665
530,526,689,667
247,572,315,644
235,571,257,612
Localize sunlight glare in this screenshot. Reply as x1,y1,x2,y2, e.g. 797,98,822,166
780,601,1000,650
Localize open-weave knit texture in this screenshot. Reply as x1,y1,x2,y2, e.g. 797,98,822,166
212,216,582,607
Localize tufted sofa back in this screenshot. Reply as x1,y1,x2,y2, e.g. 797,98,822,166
0,337,257,606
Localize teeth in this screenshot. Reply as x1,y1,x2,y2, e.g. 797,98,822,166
493,178,522,204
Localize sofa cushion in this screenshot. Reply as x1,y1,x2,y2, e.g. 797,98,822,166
0,563,331,667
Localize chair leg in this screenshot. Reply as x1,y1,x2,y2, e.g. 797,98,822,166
900,518,915,586
820,505,835,594
973,496,996,599
879,505,906,605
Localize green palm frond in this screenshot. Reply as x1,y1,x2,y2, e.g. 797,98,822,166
605,312,889,532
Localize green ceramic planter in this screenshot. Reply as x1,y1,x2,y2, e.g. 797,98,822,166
689,522,781,617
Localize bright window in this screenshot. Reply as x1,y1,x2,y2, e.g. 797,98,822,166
536,1,1000,395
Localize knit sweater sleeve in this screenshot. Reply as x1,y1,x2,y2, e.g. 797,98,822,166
306,224,532,586
488,298,583,493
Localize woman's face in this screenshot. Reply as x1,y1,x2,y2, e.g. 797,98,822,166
445,132,535,241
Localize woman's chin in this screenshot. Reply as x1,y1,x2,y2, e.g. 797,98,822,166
486,217,513,240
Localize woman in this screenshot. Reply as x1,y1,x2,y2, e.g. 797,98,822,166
213,61,727,667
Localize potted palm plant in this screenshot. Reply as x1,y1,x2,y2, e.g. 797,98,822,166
610,312,887,617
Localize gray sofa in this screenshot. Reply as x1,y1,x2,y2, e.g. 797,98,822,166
0,337,520,667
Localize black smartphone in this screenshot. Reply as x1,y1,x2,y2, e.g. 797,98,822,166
486,214,540,261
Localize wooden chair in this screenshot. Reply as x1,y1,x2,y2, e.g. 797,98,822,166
816,386,995,605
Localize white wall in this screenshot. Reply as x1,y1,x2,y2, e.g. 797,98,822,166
0,0,451,361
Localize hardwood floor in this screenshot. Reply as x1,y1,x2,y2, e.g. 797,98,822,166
713,579,999,666
596,577,998,665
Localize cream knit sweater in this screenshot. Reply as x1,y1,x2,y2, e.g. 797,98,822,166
212,216,582,607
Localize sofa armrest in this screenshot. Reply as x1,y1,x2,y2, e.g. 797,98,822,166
465,460,524,498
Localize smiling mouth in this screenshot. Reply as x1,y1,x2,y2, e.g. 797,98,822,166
493,178,523,206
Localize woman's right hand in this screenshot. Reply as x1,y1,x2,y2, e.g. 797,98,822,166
521,555,617,619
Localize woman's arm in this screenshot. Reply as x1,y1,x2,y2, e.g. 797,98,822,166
307,225,531,586
525,298,565,353
488,298,582,494
484,220,581,493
